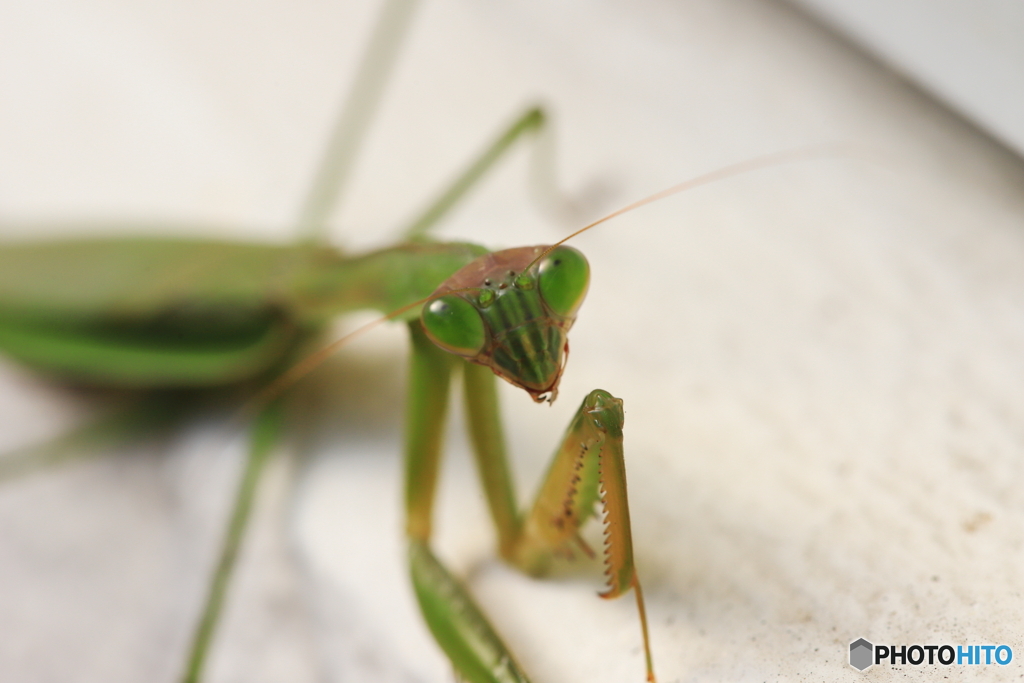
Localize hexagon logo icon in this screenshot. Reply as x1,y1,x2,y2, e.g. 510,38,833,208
849,638,874,671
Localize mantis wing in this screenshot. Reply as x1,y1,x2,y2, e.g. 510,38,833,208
0,237,485,386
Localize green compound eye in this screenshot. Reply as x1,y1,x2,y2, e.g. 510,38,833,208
421,294,486,356
538,246,590,317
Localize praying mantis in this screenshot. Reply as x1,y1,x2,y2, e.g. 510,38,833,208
0,1,905,683
1,2,673,681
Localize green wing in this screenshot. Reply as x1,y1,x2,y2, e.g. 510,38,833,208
0,238,312,386
0,237,486,387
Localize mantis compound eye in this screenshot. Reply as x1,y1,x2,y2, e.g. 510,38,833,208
537,246,590,317
422,294,486,356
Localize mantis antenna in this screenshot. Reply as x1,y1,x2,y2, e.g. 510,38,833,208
243,286,481,417
258,142,868,408
524,142,871,272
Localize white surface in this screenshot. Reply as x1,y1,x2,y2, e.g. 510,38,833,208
2,1,1024,681
789,0,1024,156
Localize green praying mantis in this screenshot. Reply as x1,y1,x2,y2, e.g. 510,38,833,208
0,130,655,683
0,1,856,683
0,2,672,681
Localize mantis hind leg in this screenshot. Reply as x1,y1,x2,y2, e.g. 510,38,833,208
0,394,194,482
181,401,285,683
297,0,419,242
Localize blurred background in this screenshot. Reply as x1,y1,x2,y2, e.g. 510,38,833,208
792,0,1024,156
1,1,1023,681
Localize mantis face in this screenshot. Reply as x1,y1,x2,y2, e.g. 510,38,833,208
421,245,589,402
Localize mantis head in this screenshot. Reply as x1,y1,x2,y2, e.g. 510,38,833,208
421,245,589,403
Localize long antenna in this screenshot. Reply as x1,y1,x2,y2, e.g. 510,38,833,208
240,286,482,418
269,143,864,406
525,143,863,272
